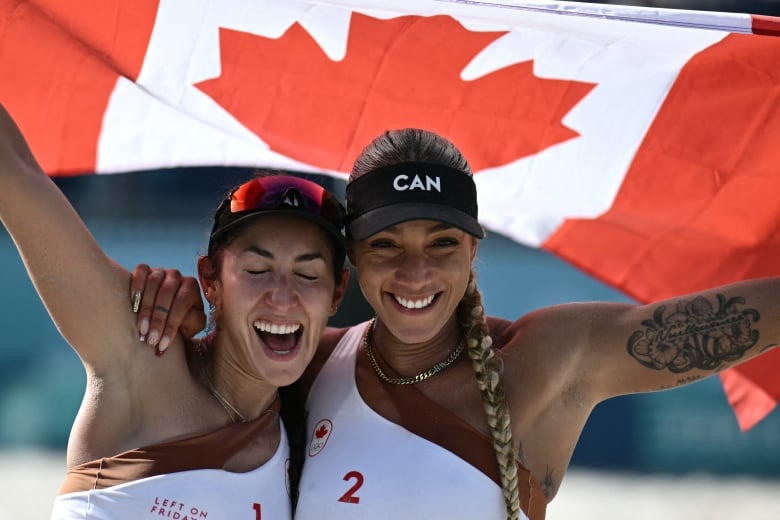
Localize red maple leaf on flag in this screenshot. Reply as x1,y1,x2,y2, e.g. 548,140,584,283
315,424,329,439
196,13,596,172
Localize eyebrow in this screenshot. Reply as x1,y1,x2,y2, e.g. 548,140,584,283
383,222,455,234
241,245,327,263
428,222,455,233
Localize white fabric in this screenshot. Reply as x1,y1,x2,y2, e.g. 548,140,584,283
296,321,522,519
50,428,290,520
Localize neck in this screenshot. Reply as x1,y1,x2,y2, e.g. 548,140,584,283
370,316,464,378
191,336,278,423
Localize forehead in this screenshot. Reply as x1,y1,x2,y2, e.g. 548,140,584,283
372,219,459,236
230,215,334,257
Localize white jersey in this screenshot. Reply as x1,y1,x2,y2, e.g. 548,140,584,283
51,402,290,520
296,321,540,519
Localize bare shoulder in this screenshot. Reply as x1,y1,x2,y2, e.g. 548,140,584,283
317,326,352,365
485,316,512,348
299,325,352,393
490,302,631,391
494,301,631,348
486,305,579,354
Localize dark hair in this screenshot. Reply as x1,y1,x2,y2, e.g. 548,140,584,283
350,128,471,182
206,172,346,286
350,129,521,519
279,382,306,511
201,173,345,509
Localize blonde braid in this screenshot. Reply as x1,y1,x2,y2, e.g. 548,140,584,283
458,270,521,520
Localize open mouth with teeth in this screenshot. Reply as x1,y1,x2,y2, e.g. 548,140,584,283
393,294,436,310
253,320,303,356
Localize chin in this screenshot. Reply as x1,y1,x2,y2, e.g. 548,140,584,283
387,326,438,346
266,363,308,387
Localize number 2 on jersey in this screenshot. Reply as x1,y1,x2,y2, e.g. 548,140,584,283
337,471,364,504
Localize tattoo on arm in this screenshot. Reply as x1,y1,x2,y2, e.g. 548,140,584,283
627,294,759,373
541,466,555,500
658,375,703,390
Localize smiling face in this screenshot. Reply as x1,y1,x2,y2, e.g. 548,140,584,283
201,214,346,387
349,219,477,345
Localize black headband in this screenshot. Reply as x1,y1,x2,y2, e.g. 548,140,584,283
345,162,483,240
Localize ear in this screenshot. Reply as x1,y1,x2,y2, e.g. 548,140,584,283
197,256,219,303
329,268,351,317
469,236,478,262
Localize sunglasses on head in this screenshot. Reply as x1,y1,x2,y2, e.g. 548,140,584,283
210,175,346,245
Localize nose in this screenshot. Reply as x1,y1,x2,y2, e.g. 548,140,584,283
264,274,299,310
394,250,431,287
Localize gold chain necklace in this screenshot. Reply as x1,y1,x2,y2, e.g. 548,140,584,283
363,319,466,385
195,341,247,424
208,383,247,424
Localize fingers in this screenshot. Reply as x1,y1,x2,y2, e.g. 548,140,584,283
143,269,185,353
181,306,208,340
130,264,151,315
166,276,207,346
135,268,167,341
129,265,204,356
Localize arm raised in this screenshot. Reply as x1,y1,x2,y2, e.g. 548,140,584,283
500,280,778,500
547,279,780,403
0,103,136,373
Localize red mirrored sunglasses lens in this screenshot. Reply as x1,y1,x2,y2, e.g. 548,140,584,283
229,176,326,214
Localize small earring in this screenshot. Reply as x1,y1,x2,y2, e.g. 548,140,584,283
204,299,217,334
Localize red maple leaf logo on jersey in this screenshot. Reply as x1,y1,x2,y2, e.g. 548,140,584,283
196,13,596,172
315,424,329,439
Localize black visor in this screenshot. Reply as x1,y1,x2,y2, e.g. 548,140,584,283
345,162,484,240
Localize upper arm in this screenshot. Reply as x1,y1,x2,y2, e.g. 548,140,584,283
583,279,780,400
501,278,780,408
0,105,137,371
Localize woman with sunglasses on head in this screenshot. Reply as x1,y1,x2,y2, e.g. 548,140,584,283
0,103,348,519
136,128,780,520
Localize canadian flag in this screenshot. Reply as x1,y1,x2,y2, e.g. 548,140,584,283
2,0,780,429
